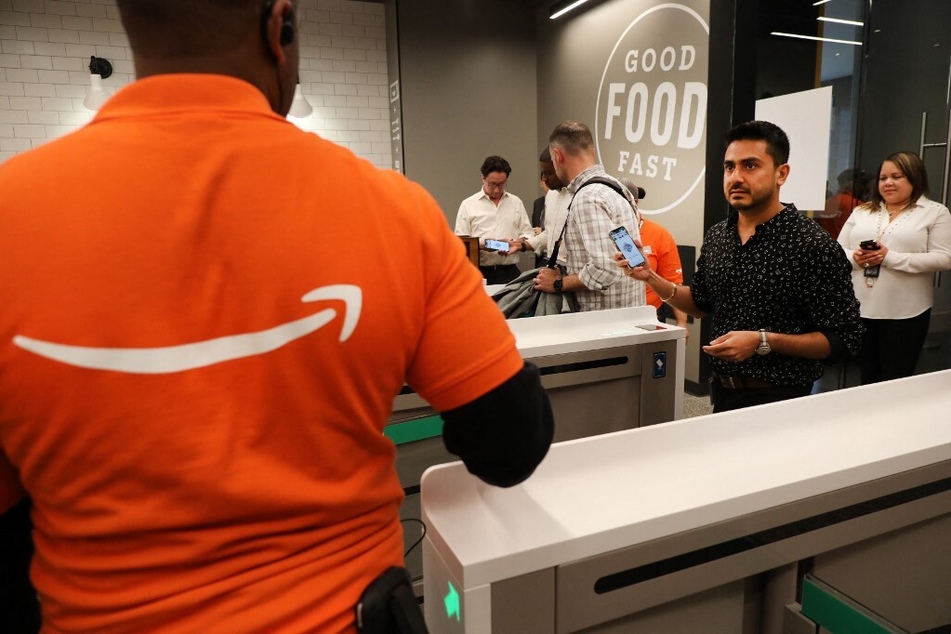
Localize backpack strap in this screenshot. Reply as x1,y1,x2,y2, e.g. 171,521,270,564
547,175,636,269
570,176,636,211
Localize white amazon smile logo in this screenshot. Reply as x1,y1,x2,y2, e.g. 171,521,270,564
13,285,361,374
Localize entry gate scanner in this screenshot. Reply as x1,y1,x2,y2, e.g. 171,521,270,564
387,306,685,595
421,369,951,633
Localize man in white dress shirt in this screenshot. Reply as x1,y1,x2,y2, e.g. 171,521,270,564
522,147,571,270
455,155,534,284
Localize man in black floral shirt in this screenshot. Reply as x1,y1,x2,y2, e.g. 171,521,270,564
616,120,862,412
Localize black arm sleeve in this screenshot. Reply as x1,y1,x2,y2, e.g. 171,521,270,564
0,497,40,634
440,361,554,487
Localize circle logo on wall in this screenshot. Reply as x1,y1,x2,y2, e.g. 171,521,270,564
595,3,709,215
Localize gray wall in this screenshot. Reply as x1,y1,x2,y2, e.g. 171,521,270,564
536,0,711,252
389,0,731,389
394,0,539,224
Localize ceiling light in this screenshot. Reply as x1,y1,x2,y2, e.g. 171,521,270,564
770,32,862,46
288,83,313,118
83,56,112,111
549,0,591,20
818,16,864,26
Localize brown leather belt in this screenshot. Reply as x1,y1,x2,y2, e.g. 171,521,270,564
711,372,774,389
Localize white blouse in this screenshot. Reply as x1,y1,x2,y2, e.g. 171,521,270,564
838,196,951,319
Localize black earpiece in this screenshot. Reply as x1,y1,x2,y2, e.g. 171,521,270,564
280,10,295,46
261,1,294,55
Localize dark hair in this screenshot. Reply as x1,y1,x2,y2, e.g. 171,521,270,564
549,120,594,156
837,168,859,189
866,151,929,210
539,147,551,163
481,156,511,178
725,120,790,167
117,0,260,58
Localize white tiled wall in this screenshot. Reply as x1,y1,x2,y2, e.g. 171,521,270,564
296,0,391,168
0,0,392,168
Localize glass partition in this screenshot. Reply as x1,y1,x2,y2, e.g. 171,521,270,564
754,0,951,380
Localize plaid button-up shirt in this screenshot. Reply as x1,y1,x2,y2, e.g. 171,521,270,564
565,165,646,311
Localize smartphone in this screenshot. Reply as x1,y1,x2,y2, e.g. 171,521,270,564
859,239,882,278
609,226,647,267
485,239,510,252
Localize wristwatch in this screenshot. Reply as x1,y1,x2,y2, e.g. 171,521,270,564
755,329,772,356
553,276,563,293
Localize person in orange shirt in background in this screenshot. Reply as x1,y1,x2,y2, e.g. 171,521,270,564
817,168,873,239
620,178,689,332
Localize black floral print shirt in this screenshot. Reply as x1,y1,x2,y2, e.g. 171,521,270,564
692,204,863,386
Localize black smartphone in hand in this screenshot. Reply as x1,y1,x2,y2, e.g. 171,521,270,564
859,240,881,278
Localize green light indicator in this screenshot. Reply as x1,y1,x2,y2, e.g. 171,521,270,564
444,581,461,622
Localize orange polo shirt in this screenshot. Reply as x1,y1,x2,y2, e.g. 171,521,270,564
639,218,684,309
0,75,523,633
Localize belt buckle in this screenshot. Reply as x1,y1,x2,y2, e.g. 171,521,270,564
716,374,742,389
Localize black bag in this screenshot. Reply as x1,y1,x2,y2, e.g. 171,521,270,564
355,566,428,634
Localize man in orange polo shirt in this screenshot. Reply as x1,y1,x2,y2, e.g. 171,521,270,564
0,1,553,632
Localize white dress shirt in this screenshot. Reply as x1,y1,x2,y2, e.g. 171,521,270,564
838,196,951,319
527,187,572,266
455,189,533,266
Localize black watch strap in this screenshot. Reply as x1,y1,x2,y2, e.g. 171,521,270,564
553,276,563,292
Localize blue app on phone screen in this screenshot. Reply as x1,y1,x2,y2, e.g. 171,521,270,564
609,226,646,267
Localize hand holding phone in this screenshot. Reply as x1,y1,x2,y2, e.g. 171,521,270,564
609,226,646,268
859,240,882,278
484,239,510,253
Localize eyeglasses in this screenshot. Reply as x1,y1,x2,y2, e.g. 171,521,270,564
484,180,507,190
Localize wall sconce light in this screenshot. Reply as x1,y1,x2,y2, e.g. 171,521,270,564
288,80,313,118
83,56,113,111
549,0,592,20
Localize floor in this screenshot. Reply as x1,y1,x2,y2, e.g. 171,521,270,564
683,391,714,418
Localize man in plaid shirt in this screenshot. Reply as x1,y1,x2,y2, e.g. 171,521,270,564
534,120,646,311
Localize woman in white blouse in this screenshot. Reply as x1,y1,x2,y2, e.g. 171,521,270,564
838,151,951,384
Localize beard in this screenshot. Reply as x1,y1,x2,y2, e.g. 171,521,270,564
728,186,772,211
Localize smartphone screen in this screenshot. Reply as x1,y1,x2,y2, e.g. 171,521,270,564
485,239,510,252
609,226,646,267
